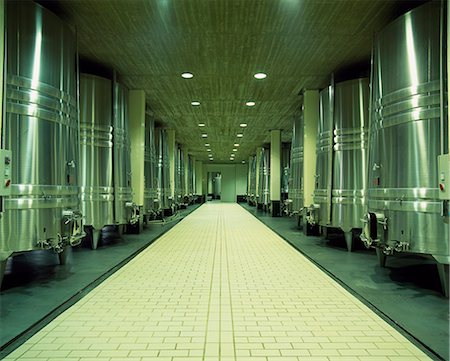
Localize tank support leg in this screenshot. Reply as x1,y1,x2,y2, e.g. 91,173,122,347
436,263,449,297
117,224,126,236
58,246,72,265
0,259,7,289
344,231,353,252
296,214,302,230
376,248,387,267
91,229,101,250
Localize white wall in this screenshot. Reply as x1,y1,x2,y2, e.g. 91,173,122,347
203,164,247,202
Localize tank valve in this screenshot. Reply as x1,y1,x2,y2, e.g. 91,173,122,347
126,202,139,225
394,241,410,252
383,245,394,255
306,204,319,225
62,209,85,246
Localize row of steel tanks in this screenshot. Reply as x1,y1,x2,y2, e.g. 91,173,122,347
256,147,270,210
306,79,369,252
361,1,449,293
0,0,83,284
247,144,290,214
302,1,449,294
247,155,257,206
288,112,304,227
79,74,138,249
0,1,145,286
143,114,176,220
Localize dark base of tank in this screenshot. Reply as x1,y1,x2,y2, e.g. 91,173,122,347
163,208,174,217
376,249,449,297
271,200,281,217
321,227,361,252
82,226,102,250
304,221,319,236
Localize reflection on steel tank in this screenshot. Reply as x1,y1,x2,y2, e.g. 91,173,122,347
144,113,158,219
307,86,333,230
288,111,304,224
113,82,138,231
281,143,291,197
331,78,369,251
155,128,172,213
174,145,185,206
79,74,114,249
248,154,257,206
361,2,449,295
1,0,83,279
257,147,270,210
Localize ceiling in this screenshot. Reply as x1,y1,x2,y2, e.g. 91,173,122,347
41,0,426,163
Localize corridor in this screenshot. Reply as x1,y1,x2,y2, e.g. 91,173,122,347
4,204,430,361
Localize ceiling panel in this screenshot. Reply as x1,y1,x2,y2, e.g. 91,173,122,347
40,0,426,163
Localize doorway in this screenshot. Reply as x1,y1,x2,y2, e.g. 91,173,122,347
207,172,222,200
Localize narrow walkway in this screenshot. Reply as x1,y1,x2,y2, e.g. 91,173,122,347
4,204,430,361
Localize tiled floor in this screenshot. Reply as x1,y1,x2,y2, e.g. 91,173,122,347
3,203,431,361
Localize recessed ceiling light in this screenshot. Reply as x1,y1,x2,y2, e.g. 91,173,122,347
201,133,208,138
234,143,239,147
208,154,213,158
242,160,246,164
209,158,214,161
233,148,237,152
204,143,210,146
254,73,267,79
181,72,193,79
237,133,243,138
230,158,234,161
191,101,200,106
230,154,235,157
207,149,211,152
198,123,205,127
239,123,247,127
246,101,255,106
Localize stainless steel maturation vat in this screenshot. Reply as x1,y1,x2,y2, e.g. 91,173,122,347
308,86,333,228
1,1,83,273
144,114,157,218
281,143,291,197
289,113,304,225
80,74,114,249
331,78,369,251
175,145,184,206
257,147,270,210
155,128,172,213
248,155,257,205
361,2,449,293
113,82,138,230
187,154,194,202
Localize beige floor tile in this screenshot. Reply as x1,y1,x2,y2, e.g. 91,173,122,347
3,204,432,361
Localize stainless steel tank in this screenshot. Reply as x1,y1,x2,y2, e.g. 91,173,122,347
80,74,114,249
187,154,194,202
144,114,157,218
289,113,304,224
331,78,369,251
281,143,290,196
248,155,257,205
113,82,137,229
1,1,83,271
155,128,171,212
361,1,449,294
175,145,184,206
308,86,333,228
257,147,270,209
